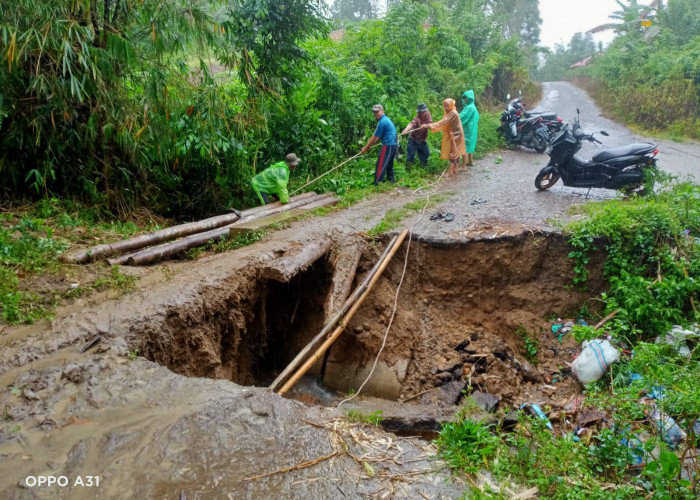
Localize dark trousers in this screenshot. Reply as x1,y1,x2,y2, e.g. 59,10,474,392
374,145,397,185
406,138,429,168
260,192,276,204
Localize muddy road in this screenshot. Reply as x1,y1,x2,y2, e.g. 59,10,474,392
0,83,697,499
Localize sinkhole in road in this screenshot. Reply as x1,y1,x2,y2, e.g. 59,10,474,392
140,232,605,420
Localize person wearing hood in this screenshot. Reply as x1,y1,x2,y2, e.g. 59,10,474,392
459,90,480,168
251,153,300,205
420,98,466,177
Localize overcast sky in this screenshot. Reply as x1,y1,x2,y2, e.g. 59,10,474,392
539,0,651,48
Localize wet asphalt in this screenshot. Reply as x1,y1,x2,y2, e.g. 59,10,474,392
394,81,700,241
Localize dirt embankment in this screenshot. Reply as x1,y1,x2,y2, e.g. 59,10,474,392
0,225,606,499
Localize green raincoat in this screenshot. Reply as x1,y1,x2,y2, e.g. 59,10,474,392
459,90,480,154
251,161,290,205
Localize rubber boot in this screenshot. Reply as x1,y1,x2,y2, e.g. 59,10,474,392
406,160,413,172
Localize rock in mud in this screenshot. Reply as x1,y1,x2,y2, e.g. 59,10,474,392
22,388,39,401
438,380,467,405
517,360,542,383
471,391,499,412
433,371,453,386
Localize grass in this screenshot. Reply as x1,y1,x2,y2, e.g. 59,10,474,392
343,409,383,427
0,200,152,325
437,178,699,499
367,194,450,237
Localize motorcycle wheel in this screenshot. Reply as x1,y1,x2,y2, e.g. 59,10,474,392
622,181,653,197
534,134,547,153
535,171,560,190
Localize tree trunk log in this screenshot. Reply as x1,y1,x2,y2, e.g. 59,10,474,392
259,238,334,283
276,229,409,395
110,193,335,266
64,192,318,263
269,233,401,392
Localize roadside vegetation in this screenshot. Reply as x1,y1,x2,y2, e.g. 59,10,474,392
0,0,534,325
535,0,700,139
437,179,700,498
0,0,530,218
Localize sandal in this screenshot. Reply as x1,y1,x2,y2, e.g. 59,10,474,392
444,213,455,222
430,212,446,220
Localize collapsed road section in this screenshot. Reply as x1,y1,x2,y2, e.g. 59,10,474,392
0,227,604,499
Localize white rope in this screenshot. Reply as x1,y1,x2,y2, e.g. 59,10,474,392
336,165,447,409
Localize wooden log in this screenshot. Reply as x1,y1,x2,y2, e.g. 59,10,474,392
63,192,318,264
275,230,409,395
259,238,333,284
268,236,396,392
228,196,339,236
110,193,335,266
324,238,363,318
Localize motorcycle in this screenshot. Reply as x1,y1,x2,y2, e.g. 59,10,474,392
497,95,550,153
509,97,564,137
534,110,659,193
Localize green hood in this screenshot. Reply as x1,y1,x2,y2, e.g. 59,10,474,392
462,90,475,105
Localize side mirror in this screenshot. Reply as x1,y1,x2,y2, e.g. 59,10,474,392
518,90,522,96
506,93,511,100
600,131,609,136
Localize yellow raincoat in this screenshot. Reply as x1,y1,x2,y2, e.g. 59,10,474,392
427,99,466,161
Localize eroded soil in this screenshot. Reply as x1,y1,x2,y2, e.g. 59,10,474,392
0,82,697,499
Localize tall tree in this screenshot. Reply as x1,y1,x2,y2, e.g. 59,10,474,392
490,0,541,46
224,0,329,94
331,0,378,23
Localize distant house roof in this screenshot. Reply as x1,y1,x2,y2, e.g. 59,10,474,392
570,56,593,68
329,29,345,41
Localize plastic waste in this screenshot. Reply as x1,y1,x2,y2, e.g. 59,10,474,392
646,401,687,447
559,321,574,335
655,325,699,357
521,403,553,430
620,436,646,465
572,339,620,383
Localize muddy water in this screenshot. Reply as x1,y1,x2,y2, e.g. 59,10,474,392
1,234,479,499
0,230,605,499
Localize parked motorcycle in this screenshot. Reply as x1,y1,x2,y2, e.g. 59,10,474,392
534,110,659,193
497,95,550,153
509,97,564,137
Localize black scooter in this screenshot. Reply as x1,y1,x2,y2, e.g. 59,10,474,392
497,95,550,153
510,98,564,137
534,110,659,193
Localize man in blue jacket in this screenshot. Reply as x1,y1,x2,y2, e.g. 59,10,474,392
360,104,397,185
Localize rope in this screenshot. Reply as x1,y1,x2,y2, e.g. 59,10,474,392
290,153,362,196
337,164,447,409
289,129,416,196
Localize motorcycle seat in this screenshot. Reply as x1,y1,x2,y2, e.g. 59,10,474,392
592,143,656,162
524,111,557,120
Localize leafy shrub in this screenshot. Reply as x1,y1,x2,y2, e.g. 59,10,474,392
565,181,700,341
436,419,499,474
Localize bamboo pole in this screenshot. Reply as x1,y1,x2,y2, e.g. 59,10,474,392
65,192,319,264
277,229,408,396
110,193,336,266
268,234,400,391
